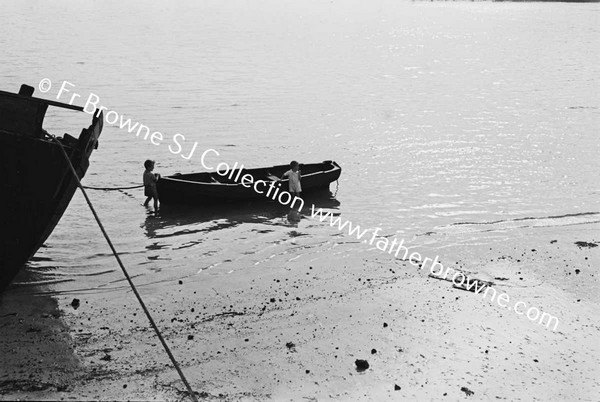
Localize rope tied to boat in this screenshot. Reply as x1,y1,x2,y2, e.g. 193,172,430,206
51,136,199,402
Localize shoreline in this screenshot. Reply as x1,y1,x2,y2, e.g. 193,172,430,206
1,224,598,400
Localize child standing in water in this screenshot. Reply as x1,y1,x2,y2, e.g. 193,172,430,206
281,161,302,221
143,160,160,212
281,160,302,197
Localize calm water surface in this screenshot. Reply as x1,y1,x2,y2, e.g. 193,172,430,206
1,0,598,292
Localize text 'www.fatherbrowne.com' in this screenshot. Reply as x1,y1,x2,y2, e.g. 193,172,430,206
308,205,560,332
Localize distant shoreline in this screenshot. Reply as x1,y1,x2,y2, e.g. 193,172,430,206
419,0,600,3
494,0,600,3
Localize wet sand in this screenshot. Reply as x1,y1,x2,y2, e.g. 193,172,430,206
1,224,598,401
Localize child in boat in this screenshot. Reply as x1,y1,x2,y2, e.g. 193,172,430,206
280,160,302,197
143,160,160,212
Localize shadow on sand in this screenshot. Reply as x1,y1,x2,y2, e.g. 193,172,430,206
0,268,80,394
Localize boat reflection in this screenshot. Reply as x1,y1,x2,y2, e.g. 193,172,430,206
142,189,341,240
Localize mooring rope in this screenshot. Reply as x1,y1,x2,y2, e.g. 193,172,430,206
52,137,198,402
83,184,144,191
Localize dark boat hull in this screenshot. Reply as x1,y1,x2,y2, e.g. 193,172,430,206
158,161,341,205
0,86,103,291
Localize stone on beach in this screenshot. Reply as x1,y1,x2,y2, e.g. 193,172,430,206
355,359,369,372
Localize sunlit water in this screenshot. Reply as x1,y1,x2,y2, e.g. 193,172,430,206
1,0,598,293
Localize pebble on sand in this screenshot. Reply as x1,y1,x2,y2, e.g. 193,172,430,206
460,386,474,396
355,359,369,372
71,299,80,310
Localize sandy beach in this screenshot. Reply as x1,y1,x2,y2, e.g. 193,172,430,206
1,223,598,401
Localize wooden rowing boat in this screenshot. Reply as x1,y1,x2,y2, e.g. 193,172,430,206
157,160,341,204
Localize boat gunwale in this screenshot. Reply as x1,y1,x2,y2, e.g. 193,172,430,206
160,162,341,187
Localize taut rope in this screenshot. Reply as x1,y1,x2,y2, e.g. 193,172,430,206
52,137,198,402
